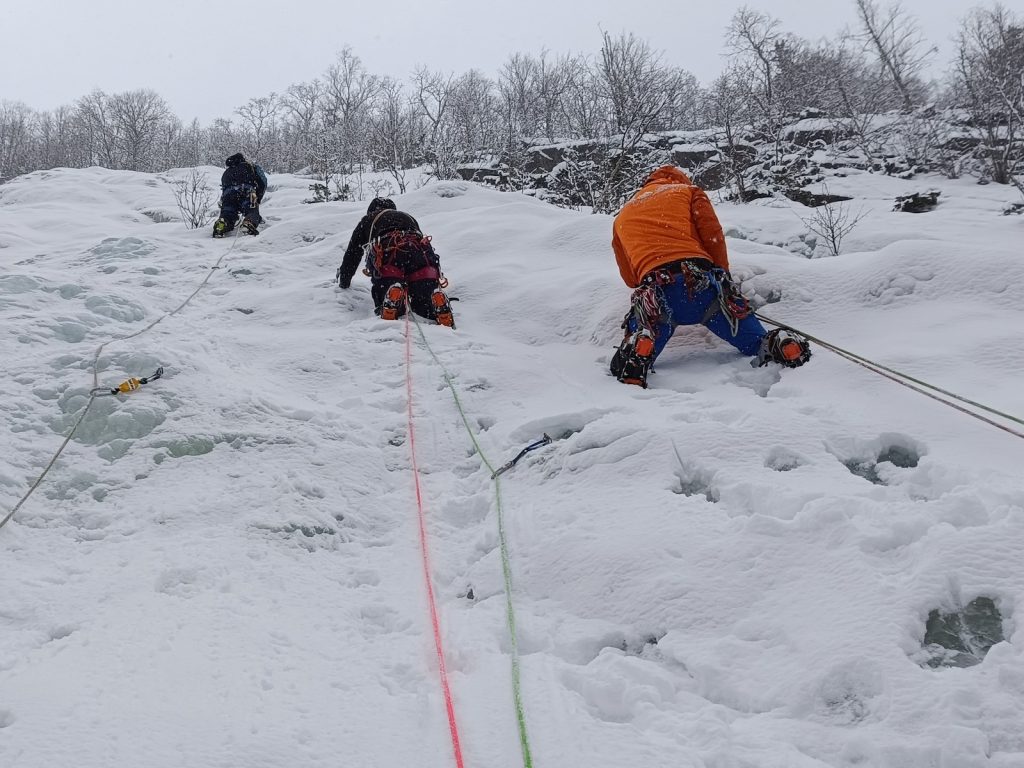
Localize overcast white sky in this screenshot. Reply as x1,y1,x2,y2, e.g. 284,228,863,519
1,0,976,122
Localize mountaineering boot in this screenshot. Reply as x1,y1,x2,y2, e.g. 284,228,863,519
430,288,455,328
241,218,259,236
212,218,229,238
613,329,656,388
756,328,812,368
380,282,407,320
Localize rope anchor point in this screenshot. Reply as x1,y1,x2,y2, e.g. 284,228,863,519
90,366,164,397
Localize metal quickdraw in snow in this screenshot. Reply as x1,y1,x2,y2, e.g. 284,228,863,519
491,434,553,479
90,366,164,397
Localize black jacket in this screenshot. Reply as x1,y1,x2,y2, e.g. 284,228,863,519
221,159,267,200
338,209,421,284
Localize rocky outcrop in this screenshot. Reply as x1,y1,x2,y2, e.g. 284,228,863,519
893,190,941,213
783,189,853,207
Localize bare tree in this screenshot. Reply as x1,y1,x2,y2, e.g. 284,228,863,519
598,31,667,139
535,50,572,142
853,0,935,111
727,8,783,120
659,68,703,131
0,101,34,180
322,47,380,173
706,73,754,200
726,8,798,165
280,80,322,169
370,77,416,193
412,66,460,179
206,117,238,166
812,37,906,170
450,69,501,161
154,114,184,169
499,52,538,142
174,118,205,168
560,54,603,139
77,90,120,168
594,31,670,211
236,94,280,166
110,89,171,171
74,89,172,171
306,126,343,201
953,4,1024,192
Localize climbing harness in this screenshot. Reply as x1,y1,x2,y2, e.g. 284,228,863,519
757,312,1024,440
634,260,750,339
366,231,443,283
628,282,662,331
491,434,553,479
702,268,751,337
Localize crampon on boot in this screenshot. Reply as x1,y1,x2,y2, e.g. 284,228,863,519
613,330,656,387
212,218,229,238
241,218,260,236
755,328,812,368
380,282,407,320
430,288,455,328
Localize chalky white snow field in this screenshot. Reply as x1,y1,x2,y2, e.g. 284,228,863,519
1,166,1023,767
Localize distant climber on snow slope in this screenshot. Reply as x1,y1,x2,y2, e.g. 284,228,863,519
610,165,810,387
336,197,455,327
212,152,268,238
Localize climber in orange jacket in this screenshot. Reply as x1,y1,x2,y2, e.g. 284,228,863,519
610,166,810,387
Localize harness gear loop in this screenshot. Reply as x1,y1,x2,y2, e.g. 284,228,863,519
628,281,663,334
697,268,750,336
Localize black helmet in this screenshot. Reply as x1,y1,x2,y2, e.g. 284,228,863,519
367,197,396,215
225,153,246,167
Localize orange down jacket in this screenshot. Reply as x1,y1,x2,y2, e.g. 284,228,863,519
612,166,730,288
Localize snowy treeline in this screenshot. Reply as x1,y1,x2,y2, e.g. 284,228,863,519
1,2,1021,208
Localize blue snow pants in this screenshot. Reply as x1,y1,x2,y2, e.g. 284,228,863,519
628,268,768,361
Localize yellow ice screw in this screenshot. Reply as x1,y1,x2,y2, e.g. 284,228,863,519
115,378,142,394
89,366,164,397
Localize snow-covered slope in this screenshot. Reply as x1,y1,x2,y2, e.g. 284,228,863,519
1,166,1023,767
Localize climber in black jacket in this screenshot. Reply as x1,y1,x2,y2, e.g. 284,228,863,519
212,152,267,237
336,197,455,327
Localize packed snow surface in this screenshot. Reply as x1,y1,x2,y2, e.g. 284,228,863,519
1,166,1023,767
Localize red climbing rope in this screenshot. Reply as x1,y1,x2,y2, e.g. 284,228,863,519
404,311,467,768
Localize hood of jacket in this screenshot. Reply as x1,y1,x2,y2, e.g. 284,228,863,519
366,197,397,215
641,165,692,188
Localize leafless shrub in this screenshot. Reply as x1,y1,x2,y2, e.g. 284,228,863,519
798,185,868,257
171,168,215,229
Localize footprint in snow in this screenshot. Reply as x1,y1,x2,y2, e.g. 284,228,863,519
827,433,924,486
